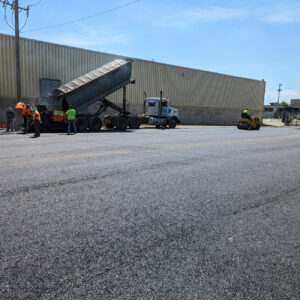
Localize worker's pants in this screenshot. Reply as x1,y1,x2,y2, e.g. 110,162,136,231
23,116,28,133
34,120,40,137
6,119,14,132
68,120,77,134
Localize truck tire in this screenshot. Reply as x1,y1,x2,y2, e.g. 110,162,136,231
168,117,177,128
129,117,140,129
116,117,128,130
89,117,102,131
41,117,51,132
77,118,88,132
103,115,115,129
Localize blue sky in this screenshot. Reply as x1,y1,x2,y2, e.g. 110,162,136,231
1,0,299,104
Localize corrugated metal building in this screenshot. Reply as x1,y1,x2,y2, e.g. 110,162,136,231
0,33,265,125
290,99,300,108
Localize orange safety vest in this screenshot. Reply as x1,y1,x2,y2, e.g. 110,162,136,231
33,111,41,121
15,102,25,110
22,107,32,116
21,107,27,116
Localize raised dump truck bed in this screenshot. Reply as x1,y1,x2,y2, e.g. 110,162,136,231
39,59,138,131
48,59,132,112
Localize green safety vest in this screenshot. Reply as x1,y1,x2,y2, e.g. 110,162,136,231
66,109,76,120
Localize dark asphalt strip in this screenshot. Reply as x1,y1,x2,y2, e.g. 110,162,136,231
230,187,300,216
0,156,214,197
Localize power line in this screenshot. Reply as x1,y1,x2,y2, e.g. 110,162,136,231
1,0,29,31
4,5,14,30
23,0,141,33
28,0,42,7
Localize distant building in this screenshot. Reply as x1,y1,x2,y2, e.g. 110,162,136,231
290,99,300,108
264,102,282,118
264,101,300,120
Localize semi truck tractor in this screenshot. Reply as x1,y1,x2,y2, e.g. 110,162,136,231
139,91,180,128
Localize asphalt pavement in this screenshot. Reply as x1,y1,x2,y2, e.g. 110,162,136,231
0,127,299,299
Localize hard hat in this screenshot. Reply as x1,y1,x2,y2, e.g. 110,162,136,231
26,104,30,108
32,107,37,112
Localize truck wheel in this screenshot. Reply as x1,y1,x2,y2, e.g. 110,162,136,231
168,117,177,128
129,117,140,129
103,115,114,129
77,118,88,132
116,117,128,130
41,117,51,132
89,117,102,131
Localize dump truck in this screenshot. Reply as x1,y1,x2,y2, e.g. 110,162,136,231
138,91,180,128
36,59,180,131
37,59,139,132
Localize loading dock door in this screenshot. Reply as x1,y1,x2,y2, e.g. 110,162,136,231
40,78,61,97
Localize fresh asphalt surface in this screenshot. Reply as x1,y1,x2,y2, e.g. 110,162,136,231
0,126,299,299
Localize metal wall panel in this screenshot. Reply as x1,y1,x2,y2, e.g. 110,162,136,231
0,34,265,114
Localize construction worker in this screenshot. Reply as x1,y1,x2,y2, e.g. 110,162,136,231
66,105,77,135
32,107,41,137
6,107,15,132
242,108,251,119
22,104,32,134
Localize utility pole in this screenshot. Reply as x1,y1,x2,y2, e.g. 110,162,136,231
277,84,282,103
15,0,21,101
1,0,29,101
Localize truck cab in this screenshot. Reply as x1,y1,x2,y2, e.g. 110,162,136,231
143,97,180,128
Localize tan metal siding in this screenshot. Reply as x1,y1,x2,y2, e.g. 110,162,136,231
128,59,265,111
0,34,265,114
0,35,16,97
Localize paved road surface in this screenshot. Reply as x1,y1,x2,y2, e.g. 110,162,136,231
0,127,299,299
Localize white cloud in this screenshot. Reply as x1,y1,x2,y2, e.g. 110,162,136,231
265,89,300,103
32,24,130,48
153,6,250,28
262,3,300,24
51,33,128,47
149,2,300,28
187,7,249,22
